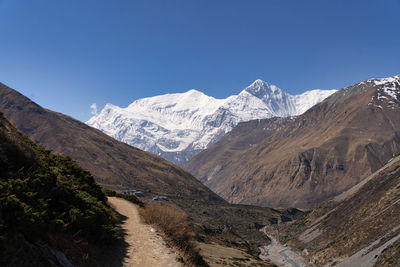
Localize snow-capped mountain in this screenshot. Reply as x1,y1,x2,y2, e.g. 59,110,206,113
87,80,337,164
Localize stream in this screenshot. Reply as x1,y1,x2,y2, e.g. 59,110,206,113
259,232,305,267
279,248,301,267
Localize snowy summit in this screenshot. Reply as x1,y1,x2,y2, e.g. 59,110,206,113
87,80,336,164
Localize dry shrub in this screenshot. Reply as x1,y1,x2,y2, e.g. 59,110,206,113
140,203,208,266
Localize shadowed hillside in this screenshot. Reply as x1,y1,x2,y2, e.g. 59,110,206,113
0,112,122,266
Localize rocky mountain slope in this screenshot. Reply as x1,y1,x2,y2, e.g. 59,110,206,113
87,80,336,164
185,75,400,209
0,82,222,202
278,153,400,266
184,116,295,185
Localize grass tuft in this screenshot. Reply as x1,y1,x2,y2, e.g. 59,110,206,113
140,203,209,266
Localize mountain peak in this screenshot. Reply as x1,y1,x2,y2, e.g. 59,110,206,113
251,79,266,85
104,103,118,109
243,79,283,98
184,89,206,97
248,79,268,88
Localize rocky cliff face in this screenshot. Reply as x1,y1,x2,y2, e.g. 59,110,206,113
87,80,336,164
185,75,400,209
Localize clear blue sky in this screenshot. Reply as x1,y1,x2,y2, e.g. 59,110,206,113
0,0,399,121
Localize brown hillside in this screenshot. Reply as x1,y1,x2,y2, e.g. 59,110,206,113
0,82,222,202
278,154,400,266
185,76,400,208
184,117,294,185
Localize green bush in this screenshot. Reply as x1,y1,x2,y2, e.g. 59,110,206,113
115,193,144,207
102,187,117,197
102,187,144,207
0,118,121,264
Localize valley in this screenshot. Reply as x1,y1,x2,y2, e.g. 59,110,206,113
0,82,302,266
0,0,400,267
1,1,399,266
1,74,400,266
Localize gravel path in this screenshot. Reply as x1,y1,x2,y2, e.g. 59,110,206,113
108,197,182,267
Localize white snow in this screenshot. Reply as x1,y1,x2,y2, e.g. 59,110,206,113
382,86,399,99
373,75,400,85
291,89,337,115
369,75,400,108
87,79,337,164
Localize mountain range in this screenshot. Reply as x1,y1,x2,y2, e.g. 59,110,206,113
87,80,336,164
0,82,221,202
184,75,400,209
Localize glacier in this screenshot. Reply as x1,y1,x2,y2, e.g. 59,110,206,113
87,79,337,164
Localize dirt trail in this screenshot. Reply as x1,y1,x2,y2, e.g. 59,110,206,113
108,197,182,267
